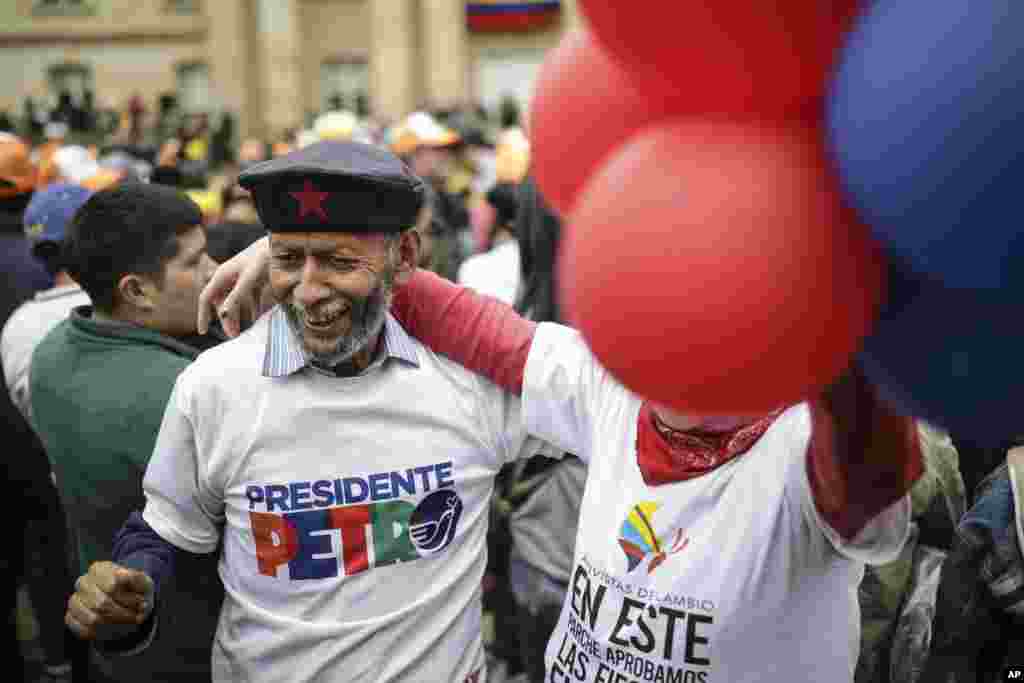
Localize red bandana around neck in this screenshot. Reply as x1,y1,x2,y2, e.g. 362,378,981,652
636,403,785,486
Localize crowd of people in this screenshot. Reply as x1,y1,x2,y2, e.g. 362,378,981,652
0,85,1020,683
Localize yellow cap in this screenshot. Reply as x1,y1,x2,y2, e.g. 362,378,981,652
186,189,223,218
495,127,530,183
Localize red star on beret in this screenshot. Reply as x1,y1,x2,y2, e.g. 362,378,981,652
290,180,330,221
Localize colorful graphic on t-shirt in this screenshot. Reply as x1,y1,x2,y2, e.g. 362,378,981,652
618,502,689,574
246,461,463,580
410,488,463,554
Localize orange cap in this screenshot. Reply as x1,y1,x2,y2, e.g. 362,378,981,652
81,167,125,192
0,137,37,199
389,112,462,157
34,141,61,188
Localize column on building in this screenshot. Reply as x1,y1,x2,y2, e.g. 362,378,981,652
205,0,257,138
419,0,469,111
561,0,582,30
252,0,305,141
369,0,418,122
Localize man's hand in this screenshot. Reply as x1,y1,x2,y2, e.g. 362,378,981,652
806,363,923,541
198,235,271,337
818,365,868,438
66,562,154,641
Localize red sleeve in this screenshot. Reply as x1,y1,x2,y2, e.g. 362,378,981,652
390,270,536,395
806,367,924,541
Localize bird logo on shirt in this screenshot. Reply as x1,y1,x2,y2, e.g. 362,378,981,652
618,502,689,574
410,489,463,554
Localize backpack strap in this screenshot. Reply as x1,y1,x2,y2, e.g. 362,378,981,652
1007,446,1024,553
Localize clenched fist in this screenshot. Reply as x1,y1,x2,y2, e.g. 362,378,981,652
66,561,155,641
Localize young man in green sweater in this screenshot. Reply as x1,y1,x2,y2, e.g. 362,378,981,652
29,183,222,682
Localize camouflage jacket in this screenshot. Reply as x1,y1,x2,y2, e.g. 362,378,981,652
856,424,966,683
919,453,1024,683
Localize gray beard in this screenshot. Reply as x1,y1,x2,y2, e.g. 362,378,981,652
284,273,393,368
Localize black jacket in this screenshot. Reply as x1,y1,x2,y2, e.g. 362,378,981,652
0,197,58,519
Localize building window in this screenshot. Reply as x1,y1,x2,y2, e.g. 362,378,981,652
475,49,547,117
164,0,201,14
33,0,96,17
46,63,94,132
48,63,93,102
320,60,369,114
176,62,211,114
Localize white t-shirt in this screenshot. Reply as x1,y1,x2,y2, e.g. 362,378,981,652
456,240,521,305
523,324,911,683
141,314,551,683
1,285,90,423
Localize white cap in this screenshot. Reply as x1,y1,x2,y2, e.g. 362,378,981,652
53,145,100,184
405,112,458,146
313,110,357,141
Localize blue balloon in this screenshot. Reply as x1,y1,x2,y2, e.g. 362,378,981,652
859,257,1024,445
829,0,1024,292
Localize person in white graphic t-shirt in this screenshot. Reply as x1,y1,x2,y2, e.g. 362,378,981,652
190,230,926,682
63,141,557,683
383,272,925,683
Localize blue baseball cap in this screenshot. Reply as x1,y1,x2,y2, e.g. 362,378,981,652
23,182,93,247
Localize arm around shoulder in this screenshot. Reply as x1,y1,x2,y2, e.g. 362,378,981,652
391,269,536,394
393,271,623,459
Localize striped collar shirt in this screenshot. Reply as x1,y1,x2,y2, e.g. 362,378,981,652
261,305,419,378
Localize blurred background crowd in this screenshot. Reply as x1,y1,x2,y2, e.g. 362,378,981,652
0,95,533,285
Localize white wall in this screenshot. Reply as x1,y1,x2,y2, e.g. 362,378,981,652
474,48,547,114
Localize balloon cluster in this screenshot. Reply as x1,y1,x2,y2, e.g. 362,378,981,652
530,2,878,415
830,0,1024,443
530,1,1024,442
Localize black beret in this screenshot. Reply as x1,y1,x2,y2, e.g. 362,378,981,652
238,141,426,234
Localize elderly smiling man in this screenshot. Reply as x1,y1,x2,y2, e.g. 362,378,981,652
65,141,554,683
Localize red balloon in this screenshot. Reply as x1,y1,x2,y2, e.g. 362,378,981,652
561,119,885,414
529,30,680,217
578,1,861,115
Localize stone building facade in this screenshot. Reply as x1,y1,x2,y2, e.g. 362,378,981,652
0,0,579,139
